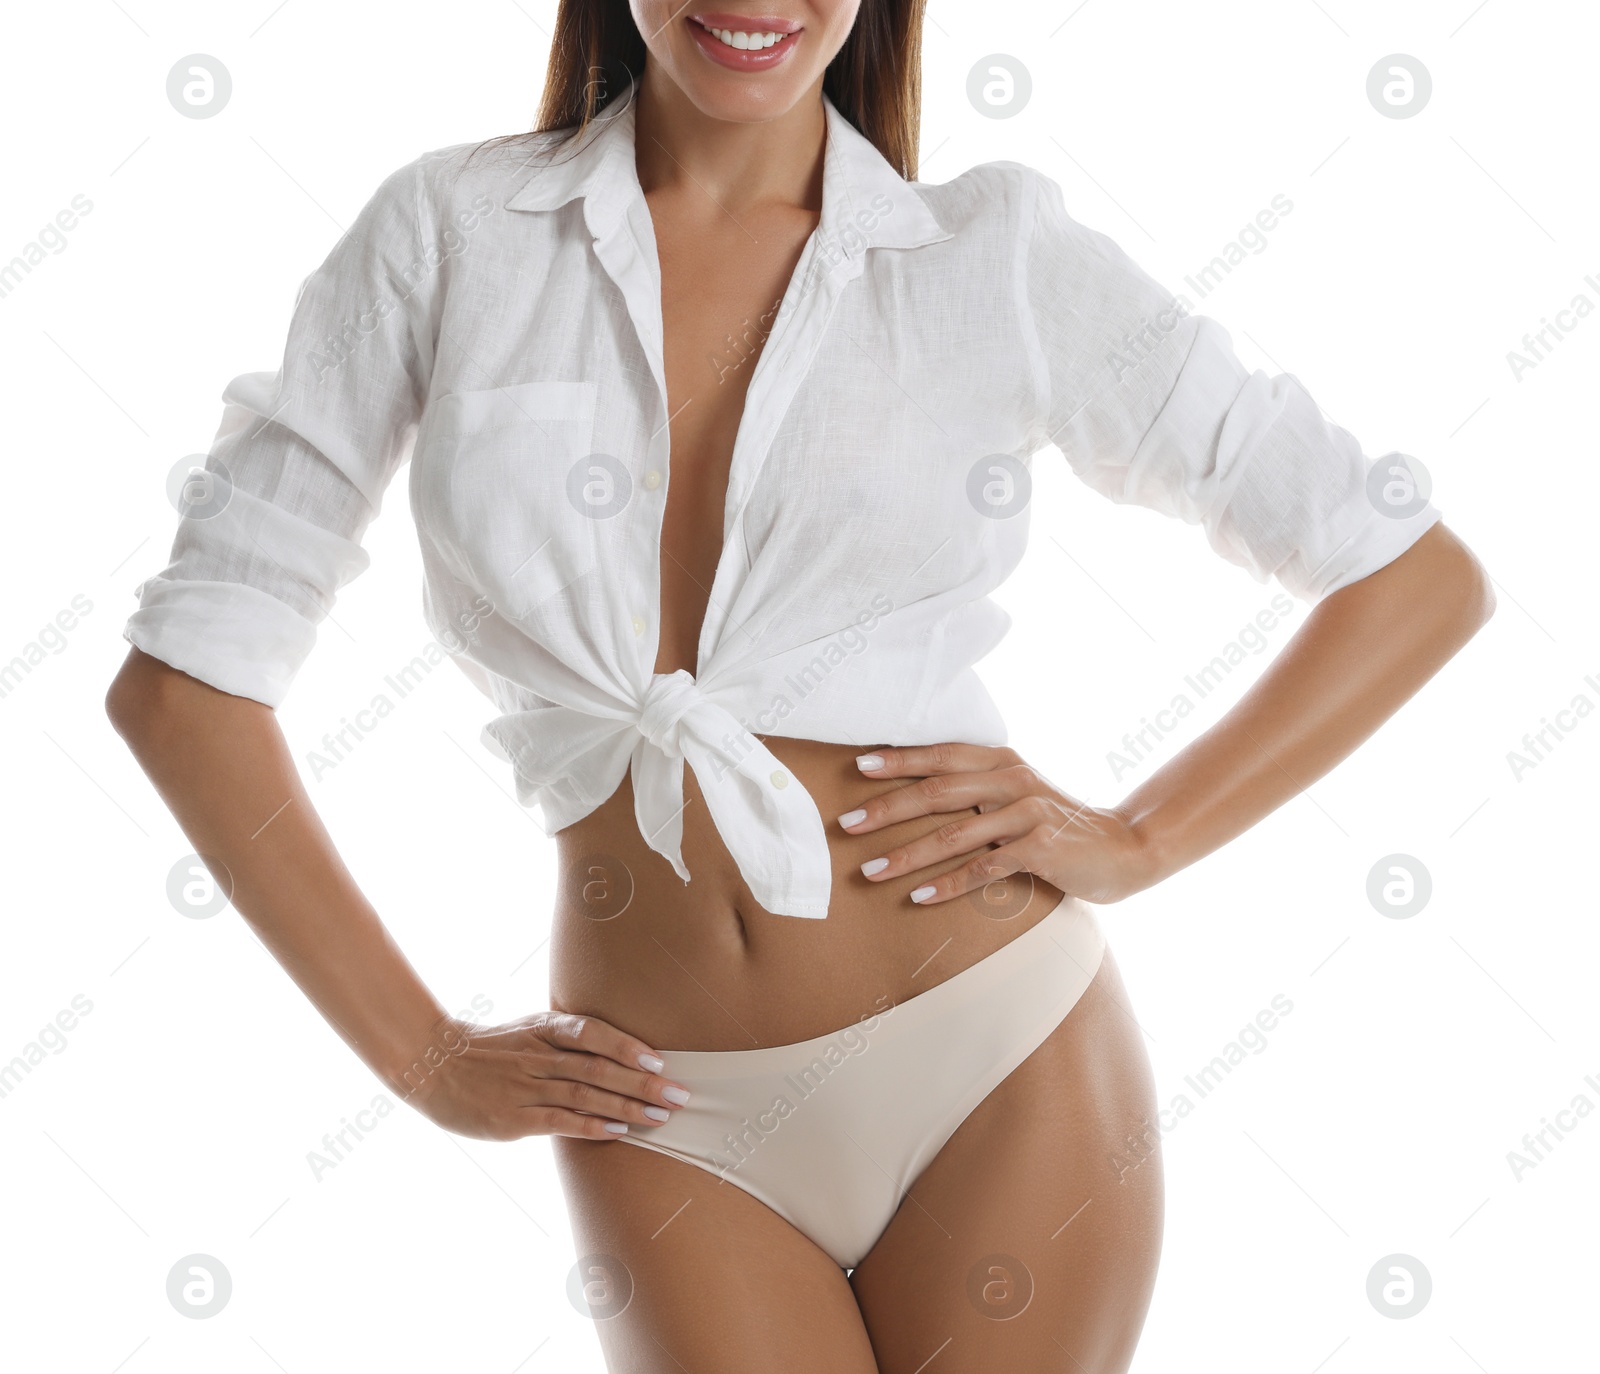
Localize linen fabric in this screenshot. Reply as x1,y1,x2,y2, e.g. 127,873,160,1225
122,88,1443,919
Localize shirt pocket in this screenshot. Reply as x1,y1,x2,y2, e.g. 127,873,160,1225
414,379,602,620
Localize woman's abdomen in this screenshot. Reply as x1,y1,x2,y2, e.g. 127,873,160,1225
549,736,1071,1050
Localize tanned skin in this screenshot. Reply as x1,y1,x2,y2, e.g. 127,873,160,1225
107,2,1494,1367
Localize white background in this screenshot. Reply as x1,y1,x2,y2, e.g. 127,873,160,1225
1,1,1594,1370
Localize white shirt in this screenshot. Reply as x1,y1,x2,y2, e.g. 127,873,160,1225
122,90,1443,920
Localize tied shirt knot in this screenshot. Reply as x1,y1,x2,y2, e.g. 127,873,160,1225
623,669,834,920
636,668,706,758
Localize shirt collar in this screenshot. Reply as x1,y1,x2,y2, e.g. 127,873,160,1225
501,88,951,256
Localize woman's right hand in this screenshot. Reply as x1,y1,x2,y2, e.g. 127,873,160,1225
397,1010,691,1141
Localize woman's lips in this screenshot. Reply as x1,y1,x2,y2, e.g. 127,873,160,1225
687,15,803,72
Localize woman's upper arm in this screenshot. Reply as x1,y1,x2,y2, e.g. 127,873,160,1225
1017,166,1444,606
118,151,443,710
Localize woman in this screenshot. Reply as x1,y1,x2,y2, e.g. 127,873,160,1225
107,2,1494,1370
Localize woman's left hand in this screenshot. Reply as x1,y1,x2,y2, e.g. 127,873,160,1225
837,744,1163,906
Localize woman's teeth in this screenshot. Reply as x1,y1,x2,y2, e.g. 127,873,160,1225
704,27,789,50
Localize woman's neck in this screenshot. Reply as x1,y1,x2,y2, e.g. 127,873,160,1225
632,64,826,219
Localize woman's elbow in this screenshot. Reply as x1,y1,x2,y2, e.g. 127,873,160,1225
105,647,203,743
1322,522,1495,651
1430,523,1497,636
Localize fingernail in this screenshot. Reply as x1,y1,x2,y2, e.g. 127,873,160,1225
604,1122,629,1134
856,754,884,771
860,857,889,877
909,885,937,903
838,808,867,828
643,1105,670,1122
638,1053,665,1073
662,1086,691,1105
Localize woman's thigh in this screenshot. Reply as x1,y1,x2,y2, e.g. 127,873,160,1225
850,943,1165,1373
553,1136,878,1373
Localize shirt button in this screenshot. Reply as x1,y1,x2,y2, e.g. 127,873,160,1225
770,769,789,789
632,614,646,635
643,469,662,490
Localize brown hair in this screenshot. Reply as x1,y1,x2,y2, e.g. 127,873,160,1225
466,0,928,178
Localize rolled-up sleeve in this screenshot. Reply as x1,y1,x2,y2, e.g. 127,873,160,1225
122,153,438,706
1020,168,1442,603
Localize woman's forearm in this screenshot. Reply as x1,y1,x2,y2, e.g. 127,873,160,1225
106,647,452,1095
1114,522,1497,886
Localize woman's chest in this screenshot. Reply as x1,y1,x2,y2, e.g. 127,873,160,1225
648,198,821,671
407,214,1038,636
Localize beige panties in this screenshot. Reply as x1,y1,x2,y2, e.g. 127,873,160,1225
618,891,1108,1268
